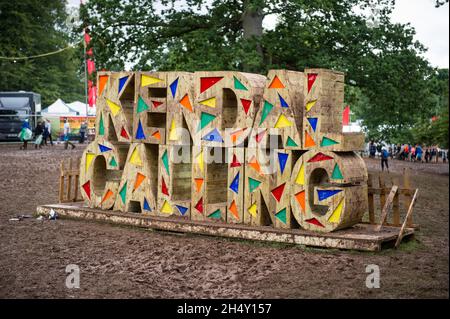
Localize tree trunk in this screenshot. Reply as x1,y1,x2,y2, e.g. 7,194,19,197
241,1,264,72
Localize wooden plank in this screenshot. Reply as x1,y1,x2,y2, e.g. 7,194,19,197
67,158,73,201
402,167,414,226
376,185,398,231
379,173,386,210
391,175,400,226
395,189,419,248
59,160,65,203
36,203,416,252
367,174,375,224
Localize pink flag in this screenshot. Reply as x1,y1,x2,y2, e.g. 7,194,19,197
342,105,350,125
86,48,93,56
87,59,95,75
88,86,97,107
84,32,91,45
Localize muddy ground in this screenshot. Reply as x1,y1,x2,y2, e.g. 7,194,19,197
0,143,448,298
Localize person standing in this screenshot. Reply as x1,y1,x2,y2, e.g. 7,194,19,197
425,148,430,163
431,148,436,163
369,141,376,158
63,119,76,150
44,119,53,146
79,121,87,144
19,119,32,150
34,121,44,149
381,147,389,172
416,144,423,163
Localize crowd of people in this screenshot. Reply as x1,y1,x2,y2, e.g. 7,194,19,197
368,141,448,172
18,118,89,150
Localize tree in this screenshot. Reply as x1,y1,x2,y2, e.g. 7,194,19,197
0,0,84,107
81,0,438,141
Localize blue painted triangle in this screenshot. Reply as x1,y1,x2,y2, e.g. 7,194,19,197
229,172,240,194
170,77,179,98
278,152,289,174
307,117,318,132
143,198,151,211
278,93,289,108
118,76,128,93
202,128,223,142
175,204,188,216
317,189,342,201
136,120,146,139
98,144,112,153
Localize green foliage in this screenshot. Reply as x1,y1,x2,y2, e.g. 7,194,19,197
0,0,84,107
81,0,447,145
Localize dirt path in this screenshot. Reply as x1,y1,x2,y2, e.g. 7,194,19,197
0,144,448,298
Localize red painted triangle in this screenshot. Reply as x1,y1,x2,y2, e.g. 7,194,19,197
120,127,129,139
161,177,169,196
307,73,318,93
307,152,334,163
240,98,252,115
305,217,324,227
255,130,266,143
270,183,286,202
200,77,223,93
230,154,241,167
82,180,91,200
152,101,163,108
195,198,203,214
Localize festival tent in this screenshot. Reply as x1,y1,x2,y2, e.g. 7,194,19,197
41,98,78,116
67,101,96,116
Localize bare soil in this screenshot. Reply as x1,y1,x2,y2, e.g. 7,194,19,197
0,144,448,298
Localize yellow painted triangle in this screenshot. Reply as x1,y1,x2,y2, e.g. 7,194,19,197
130,147,142,166
295,163,305,185
196,151,204,173
169,119,178,141
328,198,344,223
106,99,121,116
161,200,173,214
141,74,163,87
305,100,317,112
85,153,95,172
248,203,257,217
274,114,292,128
199,97,216,108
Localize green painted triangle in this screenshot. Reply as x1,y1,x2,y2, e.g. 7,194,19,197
321,136,339,147
137,96,149,113
208,209,222,219
198,112,216,131
162,150,169,175
234,76,248,91
286,136,298,147
99,114,105,136
259,100,274,125
119,182,127,204
248,177,262,193
109,157,117,167
275,207,287,224
331,164,344,179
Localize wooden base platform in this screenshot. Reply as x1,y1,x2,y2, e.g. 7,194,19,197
36,203,415,252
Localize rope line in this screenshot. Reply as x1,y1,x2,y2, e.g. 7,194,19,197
0,40,82,61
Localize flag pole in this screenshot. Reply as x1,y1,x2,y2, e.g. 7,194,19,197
83,30,88,121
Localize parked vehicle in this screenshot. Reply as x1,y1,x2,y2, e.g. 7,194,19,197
0,92,41,141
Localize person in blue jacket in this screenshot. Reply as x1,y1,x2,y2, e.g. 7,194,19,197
381,147,389,172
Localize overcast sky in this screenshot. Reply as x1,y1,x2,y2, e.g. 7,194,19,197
70,0,449,68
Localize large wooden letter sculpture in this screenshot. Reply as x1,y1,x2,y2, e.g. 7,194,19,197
82,68,368,233
193,71,266,146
